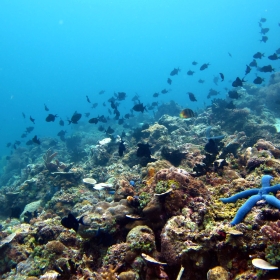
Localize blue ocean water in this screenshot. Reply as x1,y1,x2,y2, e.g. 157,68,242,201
0,0,279,169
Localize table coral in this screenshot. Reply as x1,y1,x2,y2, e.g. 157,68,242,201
220,175,280,225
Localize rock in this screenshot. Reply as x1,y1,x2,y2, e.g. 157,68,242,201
126,225,156,254
207,266,229,280
20,200,42,221
118,270,138,280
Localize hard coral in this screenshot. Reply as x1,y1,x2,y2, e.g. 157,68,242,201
155,167,209,199
45,240,66,255
261,220,280,242
96,264,120,280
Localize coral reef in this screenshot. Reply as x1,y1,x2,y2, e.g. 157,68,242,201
3,75,280,279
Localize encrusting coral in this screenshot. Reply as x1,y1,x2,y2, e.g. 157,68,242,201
220,175,280,225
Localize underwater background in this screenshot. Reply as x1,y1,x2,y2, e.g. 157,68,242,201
0,1,280,158
1,1,280,279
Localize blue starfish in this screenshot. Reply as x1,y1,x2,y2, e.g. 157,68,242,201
220,175,280,225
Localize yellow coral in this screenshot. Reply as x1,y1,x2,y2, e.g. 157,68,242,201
99,264,120,279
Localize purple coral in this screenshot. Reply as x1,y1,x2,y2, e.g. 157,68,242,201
261,220,280,242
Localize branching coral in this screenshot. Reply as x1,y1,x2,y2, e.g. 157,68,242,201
43,149,58,171
261,220,280,242
96,264,121,280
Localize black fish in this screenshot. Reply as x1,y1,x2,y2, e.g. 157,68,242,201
22,112,26,118
114,108,120,119
253,52,265,59
88,117,99,124
161,89,169,94
10,206,21,219
46,114,58,122
21,133,27,138
205,139,219,154
124,113,130,119
137,143,152,157
249,59,257,67
118,139,126,156
167,78,172,85
228,52,232,57
213,76,219,86
226,101,236,109
253,76,264,84
86,95,91,103
110,100,117,109
131,94,140,102
245,65,251,75
26,126,34,133
84,112,90,118
268,53,278,60
98,115,107,123
15,140,21,146
59,119,64,126
259,18,266,23
116,92,126,101
26,140,33,145
98,125,105,132
198,79,204,84
68,112,82,124
151,102,158,107
188,92,197,102
260,36,268,43
99,90,105,95
57,130,67,137
57,131,66,142
32,135,40,145
91,103,98,108
228,90,240,99
259,65,274,72
187,70,195,75
105,126,114,135
219,73,224,81
30,116,35,124
207,89,219,99
61,213,85,232
192,61,198,65
232,77,244,87
170,68,180,76
132,103,146,113
44,104,49,111
118,118,124,125
260,27,269,34
6,142,11,148
200,63,210,71
153,92,159,97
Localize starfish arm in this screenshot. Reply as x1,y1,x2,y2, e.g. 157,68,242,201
268,185,280,194
230,194,261,225
264,195,280,209
220,189,259,203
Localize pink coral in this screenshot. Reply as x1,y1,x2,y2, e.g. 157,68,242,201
261,220,280,242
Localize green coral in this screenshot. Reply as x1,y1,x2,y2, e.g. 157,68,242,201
265,244,280,265
155,180,179,194
129,241,153,253
139,192,152,209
